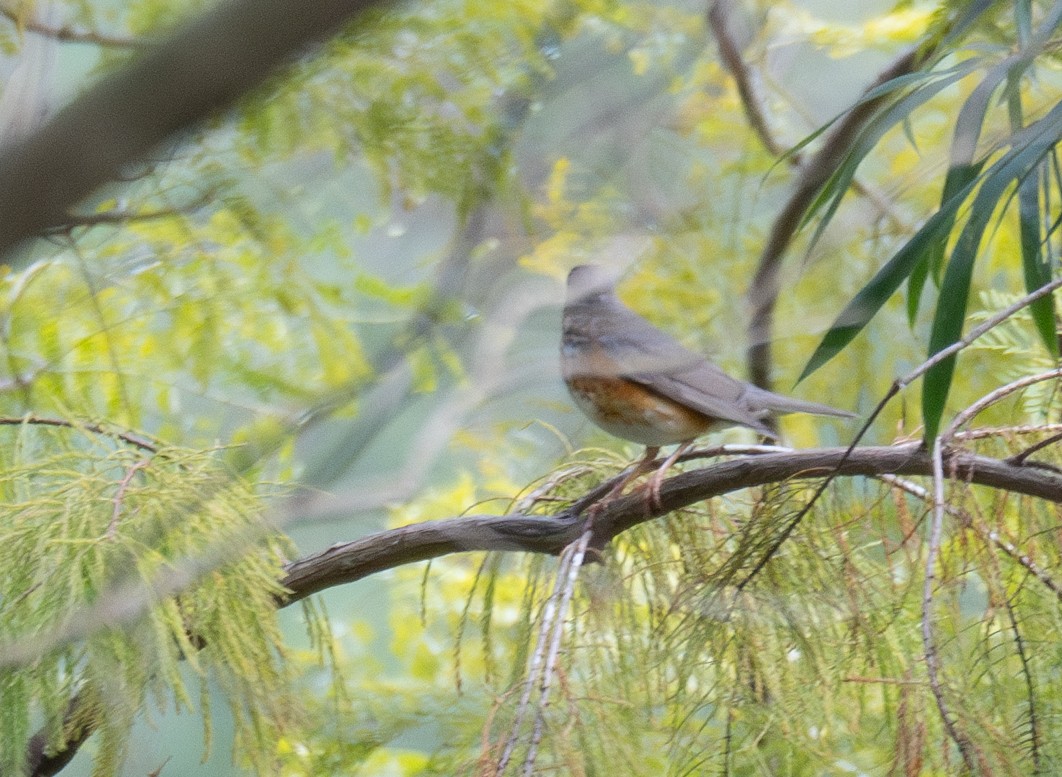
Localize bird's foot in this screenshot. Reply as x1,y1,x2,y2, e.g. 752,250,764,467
637,441,692,514
583,446,660,516
643,468,666,513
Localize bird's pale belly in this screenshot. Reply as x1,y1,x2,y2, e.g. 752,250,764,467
565,375,715,446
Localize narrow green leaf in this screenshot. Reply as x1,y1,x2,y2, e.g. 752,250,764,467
932,164,989,281
1009,76,1058,358
804,99,1062,386
799,202,963,382
901,116,919,151
1018,164,1057,356
923,101,1062,439
1015,0,1032,45
853,68,966,105
906,255,930,326
948,58,1006,170
766,68,959,181
936,0,999,48
800,64,978,249
906,162,984,326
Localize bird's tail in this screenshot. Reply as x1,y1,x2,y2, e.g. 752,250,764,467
750,387,856,419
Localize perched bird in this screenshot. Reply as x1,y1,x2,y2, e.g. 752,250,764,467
560,263,854,506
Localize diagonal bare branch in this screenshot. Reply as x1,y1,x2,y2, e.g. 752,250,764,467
0,0,390,264
707,0,781,157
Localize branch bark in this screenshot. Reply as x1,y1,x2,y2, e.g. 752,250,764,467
280,443,1062,603
707,0,910,233
0,0,389,264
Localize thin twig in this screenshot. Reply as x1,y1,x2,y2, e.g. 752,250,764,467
495,528,587,775
146,755,172,777
842,675,926,685
954,423,1062,441
497,532,579,773
1002,592,1041,771
732,422,869,591
0,414,157,452
0,6,144,48
983,526,1062,602
523,528,591,775
943,367,1062,440
526,528,594,772
922,436,979,771
54,194,214,230
879,473,1062,602
939,366,1062,471
1009,431,1062,466
901,278,1062,396
107,459,150,539
68,235,134,419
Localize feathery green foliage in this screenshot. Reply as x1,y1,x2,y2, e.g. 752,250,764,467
0,421,297,775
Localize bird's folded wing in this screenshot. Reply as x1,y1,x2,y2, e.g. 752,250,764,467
628,362,777,438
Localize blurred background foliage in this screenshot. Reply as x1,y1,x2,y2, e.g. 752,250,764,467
1,0,1062,774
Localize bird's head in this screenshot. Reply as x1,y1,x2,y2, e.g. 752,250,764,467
565,264,619,305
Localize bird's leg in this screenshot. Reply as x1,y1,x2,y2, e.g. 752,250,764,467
643,440,693,512
582,447,660,563
589,446,660,516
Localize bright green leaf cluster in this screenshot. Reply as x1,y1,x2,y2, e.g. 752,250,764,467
0,420,302,775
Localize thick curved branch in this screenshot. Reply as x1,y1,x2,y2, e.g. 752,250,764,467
282,512,587,601
0,0,389,264
23,690,93,777
280,443,1062,603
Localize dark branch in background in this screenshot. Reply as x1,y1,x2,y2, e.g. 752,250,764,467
48,190,216,231
0,0,389,265
707,0,908,232
25,441,1062,774
23,690,94,777
744,46,925,401
0,6,145,48
0,415,157,452
706,0,781,156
